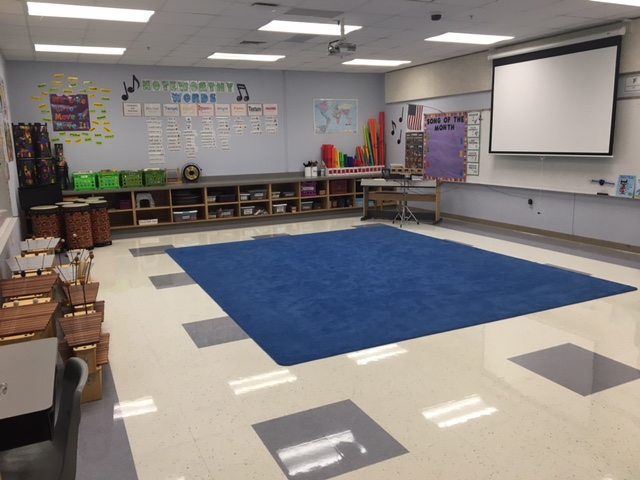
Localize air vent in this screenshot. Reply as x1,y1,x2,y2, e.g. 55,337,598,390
239,41,267,46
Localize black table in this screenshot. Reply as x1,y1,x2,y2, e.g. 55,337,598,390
0,338,57,451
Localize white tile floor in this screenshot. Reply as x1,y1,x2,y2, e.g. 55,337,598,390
85,216,640,480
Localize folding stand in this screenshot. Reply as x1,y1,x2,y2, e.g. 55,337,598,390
392,178,419,227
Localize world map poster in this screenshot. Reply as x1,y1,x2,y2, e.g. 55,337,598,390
314,99,357,134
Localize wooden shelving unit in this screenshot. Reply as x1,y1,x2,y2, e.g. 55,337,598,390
61,172,379,231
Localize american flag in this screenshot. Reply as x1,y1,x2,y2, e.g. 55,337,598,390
406,104,424,131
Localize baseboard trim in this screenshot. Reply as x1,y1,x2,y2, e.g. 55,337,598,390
442,214,640,254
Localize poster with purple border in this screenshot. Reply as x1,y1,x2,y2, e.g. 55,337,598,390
424,112,467,182
50,94,91,131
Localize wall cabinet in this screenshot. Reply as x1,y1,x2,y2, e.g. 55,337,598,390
62,173,375,231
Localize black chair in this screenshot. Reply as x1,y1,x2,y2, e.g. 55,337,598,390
0,357,89,480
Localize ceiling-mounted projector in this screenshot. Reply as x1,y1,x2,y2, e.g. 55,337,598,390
327,18,356,57
328,39,356,57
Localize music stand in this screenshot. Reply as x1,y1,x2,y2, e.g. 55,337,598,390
392,177,419,227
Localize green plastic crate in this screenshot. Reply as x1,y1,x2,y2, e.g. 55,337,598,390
73,172,97,191
97,170,120,190
120,170,143,188
143,168,166,187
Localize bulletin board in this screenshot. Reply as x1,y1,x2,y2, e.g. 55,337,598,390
424,112,468,182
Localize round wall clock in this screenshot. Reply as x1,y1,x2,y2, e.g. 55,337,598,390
182,163,201,183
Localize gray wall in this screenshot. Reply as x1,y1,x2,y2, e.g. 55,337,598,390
6,62,384,176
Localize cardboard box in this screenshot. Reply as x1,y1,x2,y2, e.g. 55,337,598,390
81,365,103,403
73,344,97,373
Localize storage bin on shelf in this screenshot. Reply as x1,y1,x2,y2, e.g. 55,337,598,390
173,210,197,222
215,208,234,218
273,203,287,214
248,189,267,200
218,193,236,202
300,182,317,197
329,179,348,194
241,205,256,216
120,170,143,188
301,201,313,211
73,172,97,191
143,168,166,187
97,170,120,190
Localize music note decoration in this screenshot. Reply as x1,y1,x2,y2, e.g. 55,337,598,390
399,107,404,123
121,74,140,101
236,83,250,102
397,130,402,144
391,120,397,136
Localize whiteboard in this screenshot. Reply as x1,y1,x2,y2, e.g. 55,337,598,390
470,98,640,195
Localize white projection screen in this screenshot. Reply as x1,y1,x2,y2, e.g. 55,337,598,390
489,36,622,156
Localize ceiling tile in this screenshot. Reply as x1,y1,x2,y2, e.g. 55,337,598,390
161,0,233,15
148,12,213,26
1,0,637,72
0,13,26,26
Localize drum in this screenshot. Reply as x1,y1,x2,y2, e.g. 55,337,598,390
30,205,62,239
62,203,93,250
55,202,75,241
86,199,112,247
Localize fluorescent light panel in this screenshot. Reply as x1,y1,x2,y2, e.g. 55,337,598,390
343,59,411,67
590,0,640,5
27,2,154,23
35,44,125,55
426,32,513,45
208,52,285,62
259,20,361,36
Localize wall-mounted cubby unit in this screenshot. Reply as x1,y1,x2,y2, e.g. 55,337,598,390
61,172,381,231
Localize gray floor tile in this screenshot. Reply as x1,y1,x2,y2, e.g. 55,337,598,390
252,399,408,480
509,343,640,396
77,365,138,480
149,272,195,289
252,234,291,240
183,317,249,348
129,245,174,257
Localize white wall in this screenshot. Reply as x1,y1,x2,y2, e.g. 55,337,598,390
0,52,23,275
384,22,640,248
386,19,640,105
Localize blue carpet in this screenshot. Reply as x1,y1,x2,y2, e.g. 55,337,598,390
167,226,636,365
